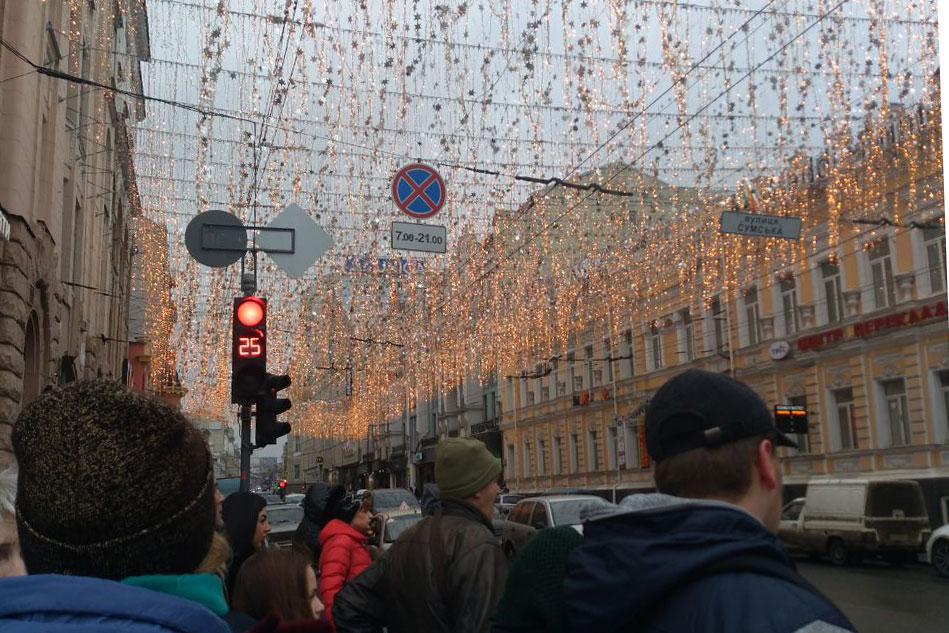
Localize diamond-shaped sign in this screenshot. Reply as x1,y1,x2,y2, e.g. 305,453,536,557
257,203,333,278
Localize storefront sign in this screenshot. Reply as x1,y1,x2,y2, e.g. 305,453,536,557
796,300,947,352
853,301,947,337
769,341,791,360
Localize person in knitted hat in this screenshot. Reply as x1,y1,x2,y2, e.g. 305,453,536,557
317,486,372,628
333,437,506,633
0,380,233,633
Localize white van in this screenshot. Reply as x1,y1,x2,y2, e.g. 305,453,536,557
779,479,931,565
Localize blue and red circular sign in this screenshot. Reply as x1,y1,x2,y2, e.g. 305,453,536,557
391,163,446,219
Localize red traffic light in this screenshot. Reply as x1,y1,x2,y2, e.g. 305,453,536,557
279,479,287,488
236,297,265,327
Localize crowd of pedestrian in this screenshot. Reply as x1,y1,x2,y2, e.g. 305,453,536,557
0,372,858,632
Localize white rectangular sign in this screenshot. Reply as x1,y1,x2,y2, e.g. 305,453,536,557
391,221,446,254
719,211,802,240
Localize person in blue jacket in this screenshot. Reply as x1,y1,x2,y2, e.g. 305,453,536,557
0,380,250,633
564,370,857,633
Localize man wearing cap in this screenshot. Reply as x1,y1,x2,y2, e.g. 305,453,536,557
333,437,506,633
564,370,855,633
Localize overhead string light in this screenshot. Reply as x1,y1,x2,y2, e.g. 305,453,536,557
123,0,942,438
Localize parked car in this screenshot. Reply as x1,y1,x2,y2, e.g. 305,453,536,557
370,511,424,551
284,493,305,506
370,488,422,516
216,477,241,498
495,494,524,517
263,493,285,505
778,479,931,565
265,503,304,549
502,495,612,560
925,524,949,577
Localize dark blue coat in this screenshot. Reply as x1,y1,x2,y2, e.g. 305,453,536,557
0,574,232,633
564,496,855,633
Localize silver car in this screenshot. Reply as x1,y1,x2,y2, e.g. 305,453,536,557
501,495,612,560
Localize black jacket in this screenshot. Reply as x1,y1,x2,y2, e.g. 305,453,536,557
332,499,507,633
293,483,333,565
565,494,855,633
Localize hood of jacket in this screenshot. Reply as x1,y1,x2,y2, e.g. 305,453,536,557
302,483,333,525
0,574,231,633
223,492,267,559
565,493,796,632
319,518,369,546
122,573,229,616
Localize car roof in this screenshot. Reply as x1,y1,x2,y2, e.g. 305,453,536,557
517,495,606,503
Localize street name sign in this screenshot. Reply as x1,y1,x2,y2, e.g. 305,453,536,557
720,211,802,240
391,163,446,219
391,221,447,254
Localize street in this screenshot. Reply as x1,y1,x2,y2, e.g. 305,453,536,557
797,560,949,633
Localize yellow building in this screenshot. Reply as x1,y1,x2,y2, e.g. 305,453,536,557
500,109,949,524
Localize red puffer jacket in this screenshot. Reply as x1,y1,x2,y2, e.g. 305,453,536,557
318,519,371,627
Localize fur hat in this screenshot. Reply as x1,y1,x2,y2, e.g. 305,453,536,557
12,381,216,580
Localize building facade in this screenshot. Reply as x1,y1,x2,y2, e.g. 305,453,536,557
0,0,150,459
500,112,948,525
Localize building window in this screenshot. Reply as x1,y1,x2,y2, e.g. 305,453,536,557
868,240,896,310
604,338,614,383
537,439,546,476
832,387,857,450
623,329,635,376
535,363,544,402
924,226,947,294
294,436,302,452
587,430,598,471
569,433,579,473
821,260,844,324
938,370,949,441
567,351,576,395
787,395,809,453
710,296,726,353
744,287,761,345
607,426,618,470
680,308,695,362
584,344,594,388
648,323,663,371
482,394,489,422
552,436,562,475
882,378,911,446
506,444,516,479
294,464,301,480
623,422,641,468
780,276,799,335
522,441,531,478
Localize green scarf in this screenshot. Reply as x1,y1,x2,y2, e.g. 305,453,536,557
122,573,229,616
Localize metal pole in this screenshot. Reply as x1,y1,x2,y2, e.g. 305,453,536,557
608,310,620,486
721,242,735,377
239,404,252,492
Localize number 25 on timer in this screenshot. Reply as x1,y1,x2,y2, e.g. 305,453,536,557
238,336,262,358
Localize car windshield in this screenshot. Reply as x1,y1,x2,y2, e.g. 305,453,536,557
549,498,611,526
384,514,422,542
372,489,421,511
267,506,304,529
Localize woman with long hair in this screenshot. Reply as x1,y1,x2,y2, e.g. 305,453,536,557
231,548,329,632
222,492,270,596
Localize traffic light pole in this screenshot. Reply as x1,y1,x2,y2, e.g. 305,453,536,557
239,270,257,493
239,403,253,492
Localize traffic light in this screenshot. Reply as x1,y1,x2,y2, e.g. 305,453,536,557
255,373,292,447
232,296,267,403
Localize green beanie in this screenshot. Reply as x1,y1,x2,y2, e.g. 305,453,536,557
435,438,502,500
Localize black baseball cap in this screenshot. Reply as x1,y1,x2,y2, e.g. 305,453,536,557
645,369,797,462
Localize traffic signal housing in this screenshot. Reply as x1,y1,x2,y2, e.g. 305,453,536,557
232,296,267,403
255,373,292,447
